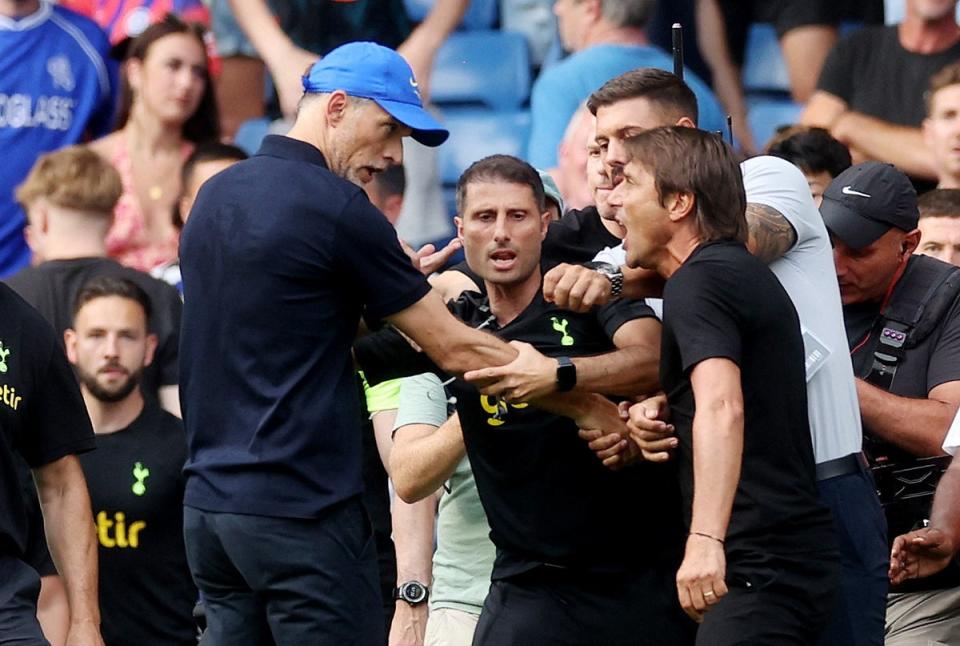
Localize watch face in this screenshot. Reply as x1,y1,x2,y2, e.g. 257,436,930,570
401,582,428,604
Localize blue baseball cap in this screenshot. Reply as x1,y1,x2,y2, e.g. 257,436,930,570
302,42,449,147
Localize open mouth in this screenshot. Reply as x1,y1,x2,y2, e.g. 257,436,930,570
489,248,518,271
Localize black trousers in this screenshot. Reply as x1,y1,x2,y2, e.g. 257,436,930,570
0,556,47,646
472,565,696,646
696,551,840,646
184,498,383,646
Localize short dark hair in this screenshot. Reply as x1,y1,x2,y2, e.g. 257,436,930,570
175,142,248,228
926,62,960,114
73,276,152,326
919,189,960,220
116,14,220,143
765,126,852,179
456,155,546,214
623,126,747,243
370,164,406,199
587,68,699,126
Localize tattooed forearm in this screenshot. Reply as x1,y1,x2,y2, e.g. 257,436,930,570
745,203,798,264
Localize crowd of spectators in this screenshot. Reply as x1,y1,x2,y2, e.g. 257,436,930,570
4,0,960,644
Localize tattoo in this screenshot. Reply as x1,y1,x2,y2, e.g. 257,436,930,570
745,203,797,264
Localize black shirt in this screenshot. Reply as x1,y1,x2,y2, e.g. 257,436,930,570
4,257,182,395
0,283,94,561
450,207,622,291
180,135,430,518
817,25,960,127
357,290,685,579
660,241,833,566
80,403,195,646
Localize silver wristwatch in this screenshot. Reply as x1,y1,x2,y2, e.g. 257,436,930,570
583,261,623,300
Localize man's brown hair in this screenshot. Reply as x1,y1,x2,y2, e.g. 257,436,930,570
918,188,960,220
15,146,122,214
623,126,747,243
586,68,698,126
926,62,960,114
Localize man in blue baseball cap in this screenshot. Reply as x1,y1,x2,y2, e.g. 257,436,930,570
178,39,606,646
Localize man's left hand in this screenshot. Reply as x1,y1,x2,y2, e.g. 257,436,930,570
889,527,956,585
464,341,556,401
402,238,462,276
543,263,612,313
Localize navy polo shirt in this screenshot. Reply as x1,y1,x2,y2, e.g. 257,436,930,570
179,135,430,518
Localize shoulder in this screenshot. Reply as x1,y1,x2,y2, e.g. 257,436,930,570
87,135,119,160
0,283,58,356
834,24,893,54
49,4,110,51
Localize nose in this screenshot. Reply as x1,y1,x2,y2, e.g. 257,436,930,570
103,332,120,358
493,213,510,243
384,136,404,166
605,138,628,170
832,249,848,279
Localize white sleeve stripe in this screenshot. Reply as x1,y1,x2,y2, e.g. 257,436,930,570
49,12,111,101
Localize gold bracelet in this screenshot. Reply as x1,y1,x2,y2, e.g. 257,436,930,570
689,531,724,544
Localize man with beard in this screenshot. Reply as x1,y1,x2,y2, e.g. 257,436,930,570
65,276,196,646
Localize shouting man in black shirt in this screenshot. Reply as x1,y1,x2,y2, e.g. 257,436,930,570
357,154,694,645
609,126,839,644
65,277,196,646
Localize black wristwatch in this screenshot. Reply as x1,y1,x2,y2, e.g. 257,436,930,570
583,261,623,300
393,581,429,606
556,356,577,392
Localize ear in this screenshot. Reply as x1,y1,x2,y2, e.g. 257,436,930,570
64,329,78,365
903,228,921,255
454,215,465,241
325,91,350,127
126,58,144,93
665,191,696,223
922,118,934,147
584,0,602,22
143,333,158,368
540,209,552,238
675,116,697,129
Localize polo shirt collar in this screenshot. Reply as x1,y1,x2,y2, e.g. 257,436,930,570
256,135,329,169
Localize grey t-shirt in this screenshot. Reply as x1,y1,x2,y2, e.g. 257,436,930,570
394,373,495,614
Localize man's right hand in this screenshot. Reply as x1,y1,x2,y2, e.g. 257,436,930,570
626,394,677,462
543,263,612,313
388,602,428,646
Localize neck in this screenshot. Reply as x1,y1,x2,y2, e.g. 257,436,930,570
484,268,542,326
938,174,960,189
126,107,185,154
581,23,648,50
900,12,960,53
42,210,109,259
82,388,144,435
655,231,702,279
0,0,40,18
287,114,324,156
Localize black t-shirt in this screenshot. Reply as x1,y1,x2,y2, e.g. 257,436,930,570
4,257,182,395
0,283,95,561
356,290,686,579
180,135,430,518
817,25,960,127
449,207,622,292
79,403,195,646
660,241,833,568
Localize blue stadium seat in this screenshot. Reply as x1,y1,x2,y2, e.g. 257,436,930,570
404,0,497,30
437,108,531,187
746,97,802,149
234,117,272,155
430,31,531,110
742,23,790,93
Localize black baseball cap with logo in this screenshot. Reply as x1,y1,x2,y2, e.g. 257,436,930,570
819,161,918,249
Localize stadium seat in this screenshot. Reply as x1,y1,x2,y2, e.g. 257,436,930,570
742,23,790,94
430,31,531,110
233,117,272,155
746,97,802,149
403,0,497,30
437,107,531,185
